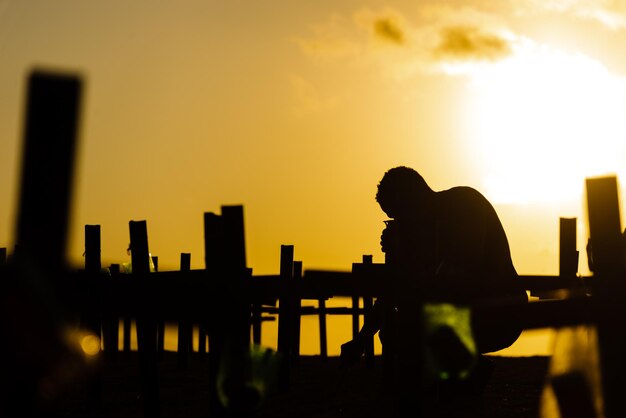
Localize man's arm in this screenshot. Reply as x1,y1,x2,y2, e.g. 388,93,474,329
340,297,384,367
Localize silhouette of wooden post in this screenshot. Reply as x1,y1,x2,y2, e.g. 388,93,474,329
108,263,121,355
118,261,131,355
177,253,192,369
83,224,103,409
202,212,222,358
129,220,160,418
251,299,262,346
318,297,328,361
585,176,626,418
560,218,578,279
84,225,103,340
292,260,303,363
361,255,375,367
204,205,249,416
85,225,101,273
152,255,165,359
0,248,6,266
277,245,294,388
351,291,360,341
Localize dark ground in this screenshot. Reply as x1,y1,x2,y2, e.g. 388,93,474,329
49,352,550,418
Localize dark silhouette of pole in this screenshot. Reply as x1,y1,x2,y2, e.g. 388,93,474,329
177,252,192,369
84,225,102,339
14,70,82,271
108,263,121,356
277,244,294,388
585,176,626,418
129,220,160,418
318,297,328,361
292,260,303,364
2,70,82,415
559,217,578,279
83,224,103,408
361,255,375,367
0,248,6,266
204,205,249,416
152,255,165,359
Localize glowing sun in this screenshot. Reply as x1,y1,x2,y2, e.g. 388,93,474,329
461,41,626,204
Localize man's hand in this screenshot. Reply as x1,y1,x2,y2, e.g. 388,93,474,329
380,220,397,254
340,338,365,368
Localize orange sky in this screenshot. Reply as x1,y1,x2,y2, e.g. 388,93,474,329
1,1,626,356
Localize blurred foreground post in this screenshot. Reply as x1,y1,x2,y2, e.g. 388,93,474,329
0,70,83,413
14,70,82,271
585,176,626,418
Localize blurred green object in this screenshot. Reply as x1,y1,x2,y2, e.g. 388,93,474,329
217,344,281,412
423,303,477,382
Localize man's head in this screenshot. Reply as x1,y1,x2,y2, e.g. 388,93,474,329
376,166,434,219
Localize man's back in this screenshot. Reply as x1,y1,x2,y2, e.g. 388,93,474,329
435,187,518,287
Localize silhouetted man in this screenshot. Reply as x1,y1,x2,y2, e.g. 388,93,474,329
341,166,527,373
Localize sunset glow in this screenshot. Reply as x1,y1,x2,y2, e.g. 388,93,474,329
3,1,626,361
462,42,626,204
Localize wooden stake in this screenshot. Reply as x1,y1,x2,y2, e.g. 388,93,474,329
560,218,578,279
277,245,294,388
585,176,626,418
129,220,160,418
178,253,192,369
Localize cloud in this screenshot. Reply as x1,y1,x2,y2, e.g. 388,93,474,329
433,25,512,61
522,0,626,30
294,6,518,80
373,17,405,45
292,14,360,60
289,75,340,117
